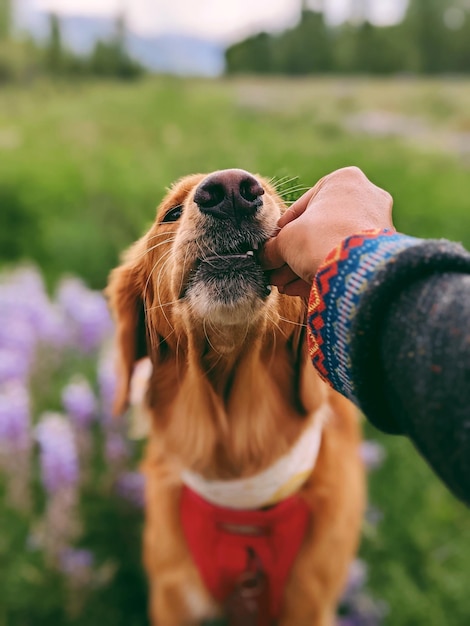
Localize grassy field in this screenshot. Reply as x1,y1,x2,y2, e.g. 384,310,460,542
1,75,469,625
3,76,470,287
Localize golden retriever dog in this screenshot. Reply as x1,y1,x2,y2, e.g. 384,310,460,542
107,169,365,626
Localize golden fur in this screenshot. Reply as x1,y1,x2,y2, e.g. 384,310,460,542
107,171,365,625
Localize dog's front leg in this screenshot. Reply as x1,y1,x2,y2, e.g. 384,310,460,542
278,400,365,626
142,442,220,626
147,573,216,626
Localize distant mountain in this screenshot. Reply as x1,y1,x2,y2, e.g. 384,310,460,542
21,12,225,77
127,33,224,77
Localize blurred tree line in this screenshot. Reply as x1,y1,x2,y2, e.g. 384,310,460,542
44,14,142,80
0,3,143,84
226,0,470,75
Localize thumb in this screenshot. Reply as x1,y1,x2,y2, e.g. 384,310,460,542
259,236,286,271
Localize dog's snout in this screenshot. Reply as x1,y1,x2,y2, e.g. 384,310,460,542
194,169,264,220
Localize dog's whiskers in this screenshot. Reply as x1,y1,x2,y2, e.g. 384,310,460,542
203,318,223,358
139,238,177,260
270,175,299,189
203,320,225,375
175,333,183,382
154,252,179,333
263,312,283,367
145,299,181,312
143,247,174,299
277,185,310,196
271,177,301,187
146,231,179,241
177,245,192,302
239,319,251,348
160,328,176,343
277,315,307,328
143,250,176,354
203,356,223,376
276,187,311,200
195,239,225,264
269,324,278,367
265,312,286,336
146,227,191,242
207,318,224,340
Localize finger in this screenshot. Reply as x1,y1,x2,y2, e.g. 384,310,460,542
267,265,300,287
259,237,286,271
280,279,312,299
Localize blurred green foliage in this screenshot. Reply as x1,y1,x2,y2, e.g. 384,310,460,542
1,481,148,626
0,75,469,625
0,0,11,41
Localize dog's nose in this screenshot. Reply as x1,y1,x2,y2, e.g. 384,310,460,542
194,169,264,220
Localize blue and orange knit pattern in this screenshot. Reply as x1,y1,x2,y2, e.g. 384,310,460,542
307,229,420,402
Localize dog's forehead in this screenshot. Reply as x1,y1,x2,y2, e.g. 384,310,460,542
158,173,207,215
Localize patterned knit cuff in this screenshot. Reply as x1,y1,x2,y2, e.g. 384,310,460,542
307,230,420,403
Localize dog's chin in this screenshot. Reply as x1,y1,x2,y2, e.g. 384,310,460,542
185,256,270,326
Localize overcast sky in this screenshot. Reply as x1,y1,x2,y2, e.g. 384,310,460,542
27,0,408,43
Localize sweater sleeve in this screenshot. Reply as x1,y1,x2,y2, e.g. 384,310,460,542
307,230,470,505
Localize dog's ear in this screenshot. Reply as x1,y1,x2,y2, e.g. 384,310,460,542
106,241,148,416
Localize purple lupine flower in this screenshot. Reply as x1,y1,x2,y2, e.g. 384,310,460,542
0,348,32,384
36,305,71,350
337,600,387,626
105,431,129,466
36,413,79,494
0,267,70,351
59,547,94,576
360,441,386,471
0,382,30,450
337,617,362,626
343,559,368,600
0,316,37,359
15,269,70,348
62,378,97,428
42,487,80,563
339,559,387,626
57,278,113,352
365,505,384,527
1,267,48,332
9,266,45,294
0,382,32,510
115,471,145,508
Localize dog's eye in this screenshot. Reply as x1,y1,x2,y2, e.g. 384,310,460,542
161,205,183,223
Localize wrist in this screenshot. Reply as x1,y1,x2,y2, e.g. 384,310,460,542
306,229,419,403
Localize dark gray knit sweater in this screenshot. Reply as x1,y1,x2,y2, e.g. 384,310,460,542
308,233,470,506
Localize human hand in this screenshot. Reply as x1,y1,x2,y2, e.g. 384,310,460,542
261,166,394,297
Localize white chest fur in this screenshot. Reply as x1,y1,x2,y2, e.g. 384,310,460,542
181,404,329,510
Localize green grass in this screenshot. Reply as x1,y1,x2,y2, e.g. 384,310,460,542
3,76,470,288
1,75,470,625
363,425,469,626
